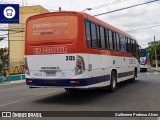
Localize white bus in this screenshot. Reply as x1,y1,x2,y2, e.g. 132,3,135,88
25,11,140,92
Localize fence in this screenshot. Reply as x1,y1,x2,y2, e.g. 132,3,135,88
9,60,25,75
0,60,26,83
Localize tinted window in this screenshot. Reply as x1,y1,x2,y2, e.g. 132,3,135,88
120,34,126,52
91,23,97,48
113,32,117,50
105,29,109,49
109,30,113,50
130,39,133,53
85,21,91,47
125,37,129,52
100,27,105,49
140,49,146,57
133,40,136,54
97,25,101,48
116,33,120,51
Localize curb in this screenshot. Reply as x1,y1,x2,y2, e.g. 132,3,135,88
0,80,26,86
0,74,25,83
150,68,160,72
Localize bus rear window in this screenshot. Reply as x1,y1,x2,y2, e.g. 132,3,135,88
27,16,78,41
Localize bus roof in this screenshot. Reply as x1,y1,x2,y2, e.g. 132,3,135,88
27,11,136,40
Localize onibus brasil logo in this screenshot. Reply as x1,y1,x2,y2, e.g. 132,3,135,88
3,6,16,19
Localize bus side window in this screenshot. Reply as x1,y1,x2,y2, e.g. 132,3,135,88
100,26,106,49
112,32,116,50
85,21,91,47
105,29,109,50
130,39,133,53
125,37,129,53
91,23,97,48
128,38,130,53
131,39,133,53
97,25,101,48
108,30,113,50
120,34,126,52
133,40,136,54
116,33,120,51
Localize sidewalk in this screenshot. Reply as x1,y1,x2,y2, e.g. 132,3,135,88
150,67,160,72
0,73,26,86
0,79,25,86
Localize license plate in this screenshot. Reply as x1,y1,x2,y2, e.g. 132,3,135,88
34,73,42,77
46,72,56,77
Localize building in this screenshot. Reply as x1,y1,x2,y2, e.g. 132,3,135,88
9,5,48,72
148,40,160,46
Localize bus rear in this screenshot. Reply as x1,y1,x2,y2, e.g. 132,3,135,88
140,48,149,72
25,12,87,88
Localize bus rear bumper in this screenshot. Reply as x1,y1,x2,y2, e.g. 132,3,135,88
26,75,109,88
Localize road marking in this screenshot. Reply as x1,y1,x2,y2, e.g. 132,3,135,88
0,86,27,93
154,72,159,75
41,91,57,96
146,73,150,74
0,100,23,107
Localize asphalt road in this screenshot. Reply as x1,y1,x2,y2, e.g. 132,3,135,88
0,69,160,120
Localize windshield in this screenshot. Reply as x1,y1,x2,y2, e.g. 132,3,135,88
140,49,146,57
26,15,78,41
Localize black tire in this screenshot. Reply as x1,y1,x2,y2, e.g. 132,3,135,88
109,71,117,92
144,68,147,72
130,69,137,82
64,88,76,91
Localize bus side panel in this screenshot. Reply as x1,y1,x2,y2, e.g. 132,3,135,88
101,55,122,85
88,54,105,88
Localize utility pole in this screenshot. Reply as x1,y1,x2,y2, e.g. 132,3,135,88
22,0,24,6
8,28,10,83
154,36,158,68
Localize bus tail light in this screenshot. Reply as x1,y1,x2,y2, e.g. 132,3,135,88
24,57,30,75
75,56,85,75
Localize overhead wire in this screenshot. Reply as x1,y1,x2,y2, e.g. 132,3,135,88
126,24,160,32
88,0,128,10
94,0,160,16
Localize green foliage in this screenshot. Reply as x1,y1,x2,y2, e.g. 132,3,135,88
0,63,3,73
0,48,8,72
148,44,160,60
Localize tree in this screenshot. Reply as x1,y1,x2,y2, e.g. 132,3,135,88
148,44,160,65
0,48,8,72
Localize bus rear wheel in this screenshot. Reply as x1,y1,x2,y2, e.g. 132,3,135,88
64,88,76,91
130,68,137,82
109,71,117,92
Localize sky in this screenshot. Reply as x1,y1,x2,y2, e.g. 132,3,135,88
0,0,160,48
